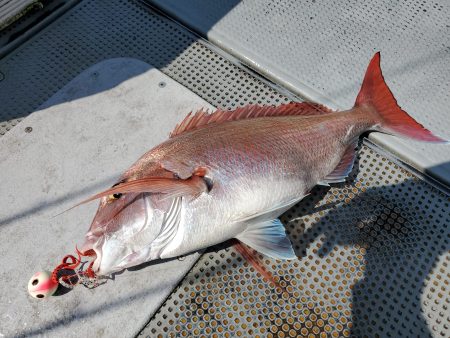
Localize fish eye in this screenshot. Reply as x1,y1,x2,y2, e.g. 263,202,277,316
106,181,125,201
107,192,122,202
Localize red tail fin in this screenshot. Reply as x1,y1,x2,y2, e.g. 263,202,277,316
355,52,447,143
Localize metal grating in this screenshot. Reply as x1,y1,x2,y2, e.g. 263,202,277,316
0,0,448,336
0,0,290,136
140,141,450,337
148,0,450,185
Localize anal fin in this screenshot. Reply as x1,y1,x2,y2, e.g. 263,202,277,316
236,219,296,260
322,139,358,184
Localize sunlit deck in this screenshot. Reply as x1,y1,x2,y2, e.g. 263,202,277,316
0,1,449,337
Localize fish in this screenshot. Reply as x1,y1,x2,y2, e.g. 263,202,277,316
73,52,447,277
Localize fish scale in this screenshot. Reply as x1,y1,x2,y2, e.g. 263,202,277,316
152,114,358,258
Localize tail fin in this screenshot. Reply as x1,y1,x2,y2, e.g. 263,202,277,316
355,52,447,143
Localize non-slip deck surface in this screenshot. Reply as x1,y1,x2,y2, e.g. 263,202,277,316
0,1,448,337
140,141,450,338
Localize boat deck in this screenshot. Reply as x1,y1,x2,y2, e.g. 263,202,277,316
0,1,448,337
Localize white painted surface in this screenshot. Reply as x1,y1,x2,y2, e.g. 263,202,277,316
0,58,214,337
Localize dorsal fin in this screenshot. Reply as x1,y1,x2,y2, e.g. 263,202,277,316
170,102,335,138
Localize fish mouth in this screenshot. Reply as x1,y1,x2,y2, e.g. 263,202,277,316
79,236,105,275
91,236,137,276
91,238,104,274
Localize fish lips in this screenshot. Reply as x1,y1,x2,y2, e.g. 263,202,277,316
82,192,175,275
92,237,154,275
91,236,135,275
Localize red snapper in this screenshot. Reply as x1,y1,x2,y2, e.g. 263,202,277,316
73,53,447,276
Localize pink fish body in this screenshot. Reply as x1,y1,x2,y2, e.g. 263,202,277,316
78,53,447,276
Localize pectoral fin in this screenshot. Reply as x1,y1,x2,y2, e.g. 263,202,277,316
236,219,296,260
72,175,207,209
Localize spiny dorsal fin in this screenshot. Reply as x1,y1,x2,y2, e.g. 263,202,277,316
170,102,335,138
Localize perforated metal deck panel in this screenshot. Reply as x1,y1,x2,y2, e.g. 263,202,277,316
0,1,448,337
0,0,291,136
148,0,450,186
140,140,450,338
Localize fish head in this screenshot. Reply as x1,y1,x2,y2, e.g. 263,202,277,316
81,190,172,276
